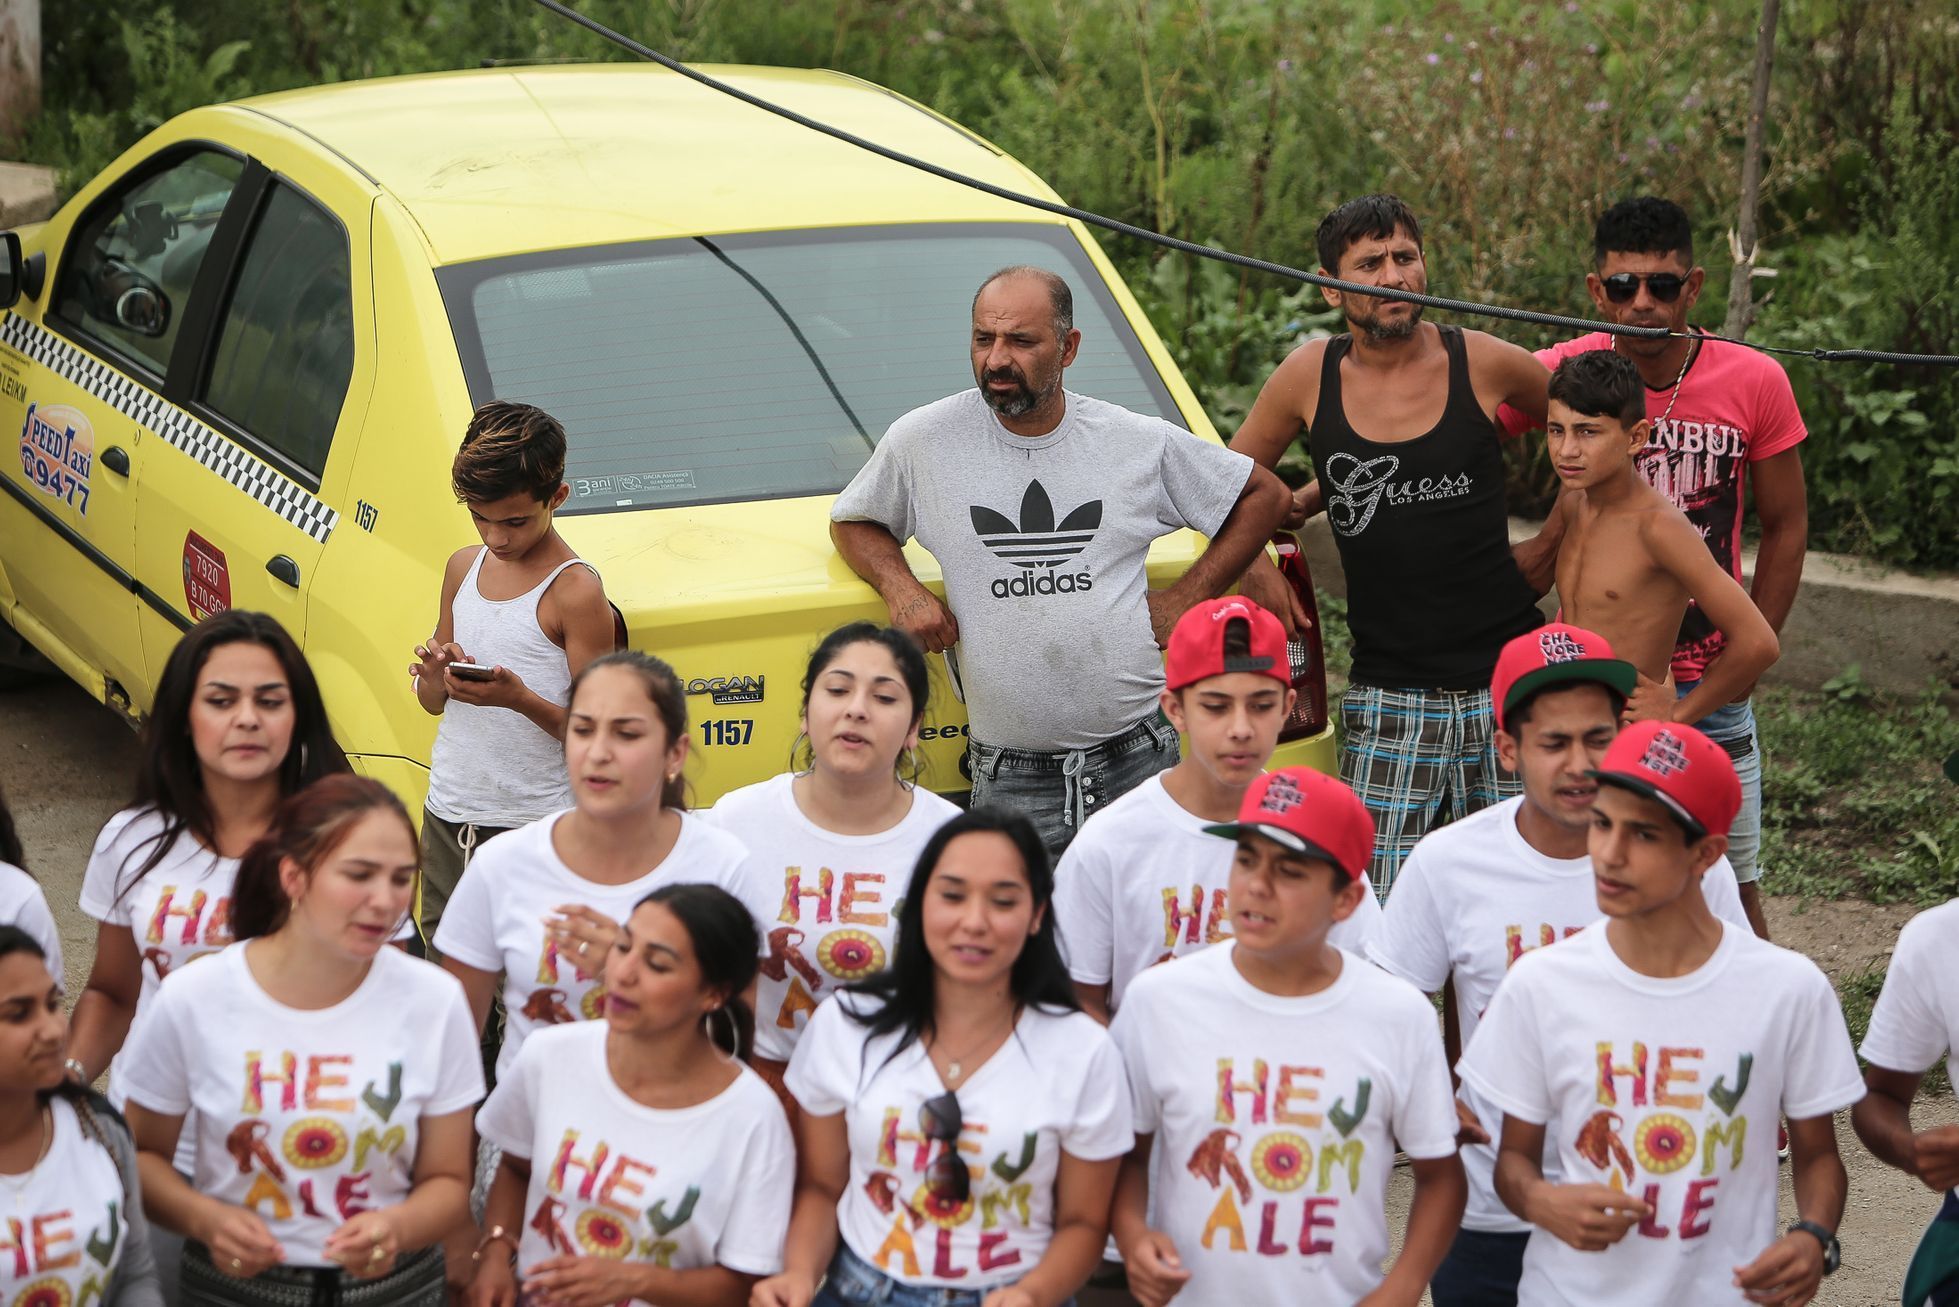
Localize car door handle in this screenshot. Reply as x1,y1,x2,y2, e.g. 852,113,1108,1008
101,446,130,476
266,555,301,588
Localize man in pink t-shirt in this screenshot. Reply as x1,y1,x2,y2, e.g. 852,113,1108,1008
1501,197,1808,942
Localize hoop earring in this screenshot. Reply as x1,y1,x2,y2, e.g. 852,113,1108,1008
299,741,310,775
899,747,921,785
790,731,812,773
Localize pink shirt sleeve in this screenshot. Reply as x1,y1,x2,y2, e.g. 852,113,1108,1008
1746,358,1807,461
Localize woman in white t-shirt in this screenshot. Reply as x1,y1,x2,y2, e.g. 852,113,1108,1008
756,808,1133,1307
702,623,958,1101
1,925,162,1307
434,651,755,1089
69,610,350,1091
122,775,482,1307
0,787,64,981
468,883,792,1307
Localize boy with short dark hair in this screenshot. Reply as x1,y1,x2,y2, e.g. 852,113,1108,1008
1370,624,1749,1306
1109,767,1465,1305
1459,721,1862,1306
1053,598,1379,1024
410,401,615,941
1547,351,1779,726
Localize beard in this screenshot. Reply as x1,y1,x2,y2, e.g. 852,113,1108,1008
1351,298,1424,341
978,364,1059,418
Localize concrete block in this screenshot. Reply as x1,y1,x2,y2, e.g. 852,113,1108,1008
0,160,56,227
1291,515,1959,697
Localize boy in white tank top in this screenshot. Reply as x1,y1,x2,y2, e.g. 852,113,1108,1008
410,401,617,949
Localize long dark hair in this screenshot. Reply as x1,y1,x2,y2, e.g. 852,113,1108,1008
0,781,24,872
232,775,414,940
119,611,349,897
841,807,1077,1067
795,622,930,782
633,883,759,1059
566,651,689,810
0,927,129,1161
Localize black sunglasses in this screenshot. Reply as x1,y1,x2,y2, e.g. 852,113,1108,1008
919,1092,970,1203
1601,272,1687,304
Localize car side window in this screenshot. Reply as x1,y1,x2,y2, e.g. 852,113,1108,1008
52,149,245,377
200,183,355,482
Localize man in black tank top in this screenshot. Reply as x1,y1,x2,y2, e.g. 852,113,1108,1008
1231,195,1563,897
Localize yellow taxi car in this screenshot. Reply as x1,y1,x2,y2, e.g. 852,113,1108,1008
0,64,1333,808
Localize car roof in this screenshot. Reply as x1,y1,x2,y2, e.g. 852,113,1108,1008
232,64,1064,265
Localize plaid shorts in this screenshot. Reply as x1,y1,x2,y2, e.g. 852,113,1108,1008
1340,683,1520,897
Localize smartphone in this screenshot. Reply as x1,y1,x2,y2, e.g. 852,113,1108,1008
941,648,966,704
447,662,496,682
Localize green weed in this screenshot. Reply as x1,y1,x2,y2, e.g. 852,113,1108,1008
1758,683,1959,906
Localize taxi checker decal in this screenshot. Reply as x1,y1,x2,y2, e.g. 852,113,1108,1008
0,314,339,543
19,401,94,514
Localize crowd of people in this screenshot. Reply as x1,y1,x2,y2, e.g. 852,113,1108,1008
0,190,1953,1307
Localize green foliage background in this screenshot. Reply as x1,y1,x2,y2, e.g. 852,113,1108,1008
17,0,1959,568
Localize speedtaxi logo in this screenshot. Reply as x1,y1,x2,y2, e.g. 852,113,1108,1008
18,402,94,515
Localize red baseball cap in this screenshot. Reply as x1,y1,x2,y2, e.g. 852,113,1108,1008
1590,720,1742,839
1491,623,1638,732
1165,597,1291,692
1203,767,1375,883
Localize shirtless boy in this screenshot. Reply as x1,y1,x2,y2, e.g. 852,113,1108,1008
1547,351,1778,727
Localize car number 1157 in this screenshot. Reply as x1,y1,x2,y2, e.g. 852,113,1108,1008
700,719,754,747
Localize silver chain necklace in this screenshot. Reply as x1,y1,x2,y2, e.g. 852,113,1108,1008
1629,334,1698,431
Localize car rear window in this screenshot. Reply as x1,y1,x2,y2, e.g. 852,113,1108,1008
439,224,1184,515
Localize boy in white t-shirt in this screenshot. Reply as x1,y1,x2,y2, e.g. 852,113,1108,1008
1054,597,1379,1023
1459,721,1863,1307
1851,892,1959,1304
1369,623,1750,1306
1110,767,1464,1305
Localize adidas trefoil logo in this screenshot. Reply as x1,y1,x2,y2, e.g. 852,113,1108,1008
971,480,1100,598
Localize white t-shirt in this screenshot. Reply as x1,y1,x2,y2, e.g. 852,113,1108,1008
0,861,63,982
1366,795,1749,1232
476,1023,793,1288
119,944,485,1267
1053,774,1381,1011
78,807,241,1093
1111,943,1458,1304
831,388,1253,751
0,1097,131,1302
702,775,959,1062
785,995,1133,1288
1457,922,1864,1306
1860,897,1959,1195
433,810,755,1082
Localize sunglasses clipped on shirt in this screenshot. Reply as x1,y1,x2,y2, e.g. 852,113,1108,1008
919,1091,971,1203
1601,271,1688,303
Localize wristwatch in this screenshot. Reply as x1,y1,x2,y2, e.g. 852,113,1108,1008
1788,1219,1841,1276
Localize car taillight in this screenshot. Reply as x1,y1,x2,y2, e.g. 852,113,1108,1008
1271,532,1329,742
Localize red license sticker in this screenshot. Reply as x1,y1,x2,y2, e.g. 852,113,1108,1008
183,531,231,621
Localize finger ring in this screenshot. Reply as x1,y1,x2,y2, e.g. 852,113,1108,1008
579,941,591,955
230,1258,243,1271
369,1246,386,1263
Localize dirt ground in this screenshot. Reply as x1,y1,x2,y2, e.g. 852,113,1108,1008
2,675,1950,1305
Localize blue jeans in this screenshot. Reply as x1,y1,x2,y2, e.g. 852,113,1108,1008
1677,687,1763,883
813,1242,1073,1307
1428,1227,1530,1307
968,714,1180,860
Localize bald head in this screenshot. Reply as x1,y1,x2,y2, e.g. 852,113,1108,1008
973,266,1074,340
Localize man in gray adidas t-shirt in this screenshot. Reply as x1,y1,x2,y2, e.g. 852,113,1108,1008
831,266,1289,855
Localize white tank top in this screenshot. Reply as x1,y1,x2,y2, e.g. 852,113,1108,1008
425,548,590,825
